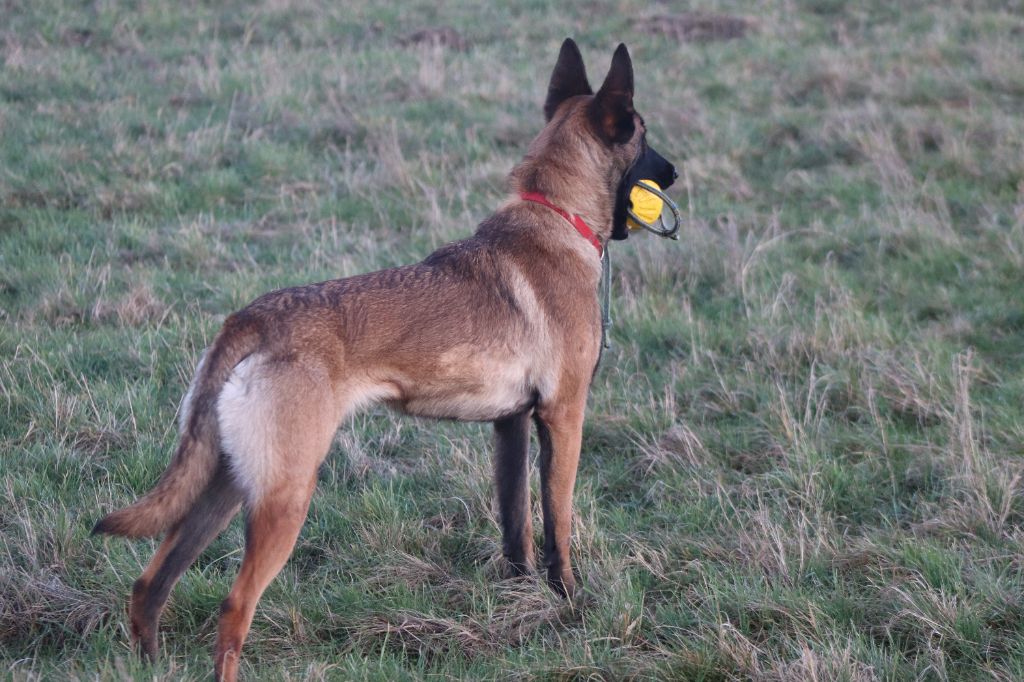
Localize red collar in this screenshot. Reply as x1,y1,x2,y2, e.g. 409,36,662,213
520,191,602,256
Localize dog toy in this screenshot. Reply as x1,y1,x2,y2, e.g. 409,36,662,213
626,179,682,239
627,180,664,230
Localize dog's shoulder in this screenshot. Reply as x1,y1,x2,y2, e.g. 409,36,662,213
422,213,521,269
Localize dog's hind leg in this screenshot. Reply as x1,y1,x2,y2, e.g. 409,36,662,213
213,475,317,682
494,410,535,576
212,367,341,682
130,462,243,658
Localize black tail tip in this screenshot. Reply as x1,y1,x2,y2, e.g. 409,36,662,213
91,517,112,536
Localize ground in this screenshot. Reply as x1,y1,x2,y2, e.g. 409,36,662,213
2,1,1024,680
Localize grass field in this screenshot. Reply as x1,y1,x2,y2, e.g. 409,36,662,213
3,1,1024,679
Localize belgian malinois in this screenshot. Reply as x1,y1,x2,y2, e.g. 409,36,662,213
94,39,677,680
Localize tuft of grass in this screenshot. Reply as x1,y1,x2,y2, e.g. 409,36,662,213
3,0,1024,679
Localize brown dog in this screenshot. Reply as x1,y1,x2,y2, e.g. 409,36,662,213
94,39,677,681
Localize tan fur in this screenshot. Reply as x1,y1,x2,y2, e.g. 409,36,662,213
94,40,660,681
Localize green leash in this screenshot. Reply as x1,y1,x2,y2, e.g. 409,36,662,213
599,246,612,351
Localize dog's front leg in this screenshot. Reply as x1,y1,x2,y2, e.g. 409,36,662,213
534,394,586,597
494,410,535,575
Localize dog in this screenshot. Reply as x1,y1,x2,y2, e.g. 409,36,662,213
93,38,677,681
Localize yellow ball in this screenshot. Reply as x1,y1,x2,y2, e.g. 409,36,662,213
627,179,664,230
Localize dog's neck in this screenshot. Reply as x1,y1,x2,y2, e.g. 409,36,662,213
508,129,619,242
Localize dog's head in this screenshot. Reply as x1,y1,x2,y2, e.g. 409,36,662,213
543,39,677,240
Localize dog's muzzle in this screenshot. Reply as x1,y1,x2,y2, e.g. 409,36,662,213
612,142,681,241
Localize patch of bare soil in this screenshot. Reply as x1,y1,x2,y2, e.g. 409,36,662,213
636,13,755,43
399,27,469,51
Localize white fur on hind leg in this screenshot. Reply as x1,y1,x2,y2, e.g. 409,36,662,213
216,355,276,503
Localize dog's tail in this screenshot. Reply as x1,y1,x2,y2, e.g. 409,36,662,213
92,314,261,539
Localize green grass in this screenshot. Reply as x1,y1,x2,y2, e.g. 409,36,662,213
3,1,1024,679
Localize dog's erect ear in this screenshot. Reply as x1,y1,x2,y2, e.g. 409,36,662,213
545,38,593,121
590,43,635,144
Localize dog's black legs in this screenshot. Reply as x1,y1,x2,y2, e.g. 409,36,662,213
493,410,534,575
